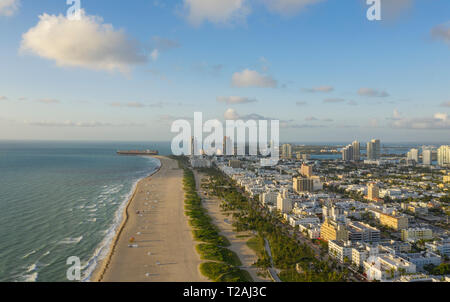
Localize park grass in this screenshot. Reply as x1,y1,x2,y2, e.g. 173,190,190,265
180,165,246,281
200,262,252,282
196,244,242,267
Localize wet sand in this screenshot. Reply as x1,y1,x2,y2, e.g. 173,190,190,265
94,156,207,282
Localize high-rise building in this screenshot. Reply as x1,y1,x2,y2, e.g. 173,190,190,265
407,148,419,163
367,183,380,202
422,147,432,166
352,141,361,161
342,144,353,161
293,177,314,193
281,144,292,159
367,139,381,160
437,145,450,167
300,164,313,178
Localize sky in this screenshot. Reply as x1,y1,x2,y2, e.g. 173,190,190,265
0,0,449,143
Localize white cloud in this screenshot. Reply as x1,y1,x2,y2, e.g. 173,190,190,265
232,69,277,88
0,0,19,16
217,96,257,104
224,108,240,120
441,101,450,108
302,85,334,93
183,0,250,26
390,112,450,129
0,96,8,100
20,10,148,73
262,0,324,16
431,22,450,45
358,88,390,98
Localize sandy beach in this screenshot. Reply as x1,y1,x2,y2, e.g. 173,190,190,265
94,156,207,282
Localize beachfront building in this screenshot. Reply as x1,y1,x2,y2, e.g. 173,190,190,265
352,141,361,161
320,219,348,241
277,190,292,214
328,240,353,263
352,244,379,268
367,139,381,160
401,228,433,243
363,254,416,281
422,147,432,166
437,145,450,167
407,148,419,164
341,144,353,162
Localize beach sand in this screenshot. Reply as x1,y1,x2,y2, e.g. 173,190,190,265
94,156,207,282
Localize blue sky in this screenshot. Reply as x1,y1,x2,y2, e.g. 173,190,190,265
0,0,449,143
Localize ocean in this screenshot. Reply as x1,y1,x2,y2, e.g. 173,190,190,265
0,141,171,282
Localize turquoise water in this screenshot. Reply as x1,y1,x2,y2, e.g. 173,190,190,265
0,141,169,282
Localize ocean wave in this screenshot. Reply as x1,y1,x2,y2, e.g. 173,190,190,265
22,272,38,282
22,250,37,259
81,159,160,282
59,236,83,245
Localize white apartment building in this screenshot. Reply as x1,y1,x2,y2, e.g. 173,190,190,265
363,254,416,281
328,240,353,263
399,252,442,272
351,244,379,268
425,238,450,256
277,190,292,214
401,228,433,243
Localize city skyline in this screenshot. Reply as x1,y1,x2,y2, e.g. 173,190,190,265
0,0,449,143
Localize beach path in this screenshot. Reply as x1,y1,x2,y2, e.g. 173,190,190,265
194,171,270,282
98,156,207,282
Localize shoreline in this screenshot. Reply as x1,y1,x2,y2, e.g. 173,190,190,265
93,156,206,282
91,156,162,282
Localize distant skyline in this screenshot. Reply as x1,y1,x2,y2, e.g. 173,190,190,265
0,0,449,143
